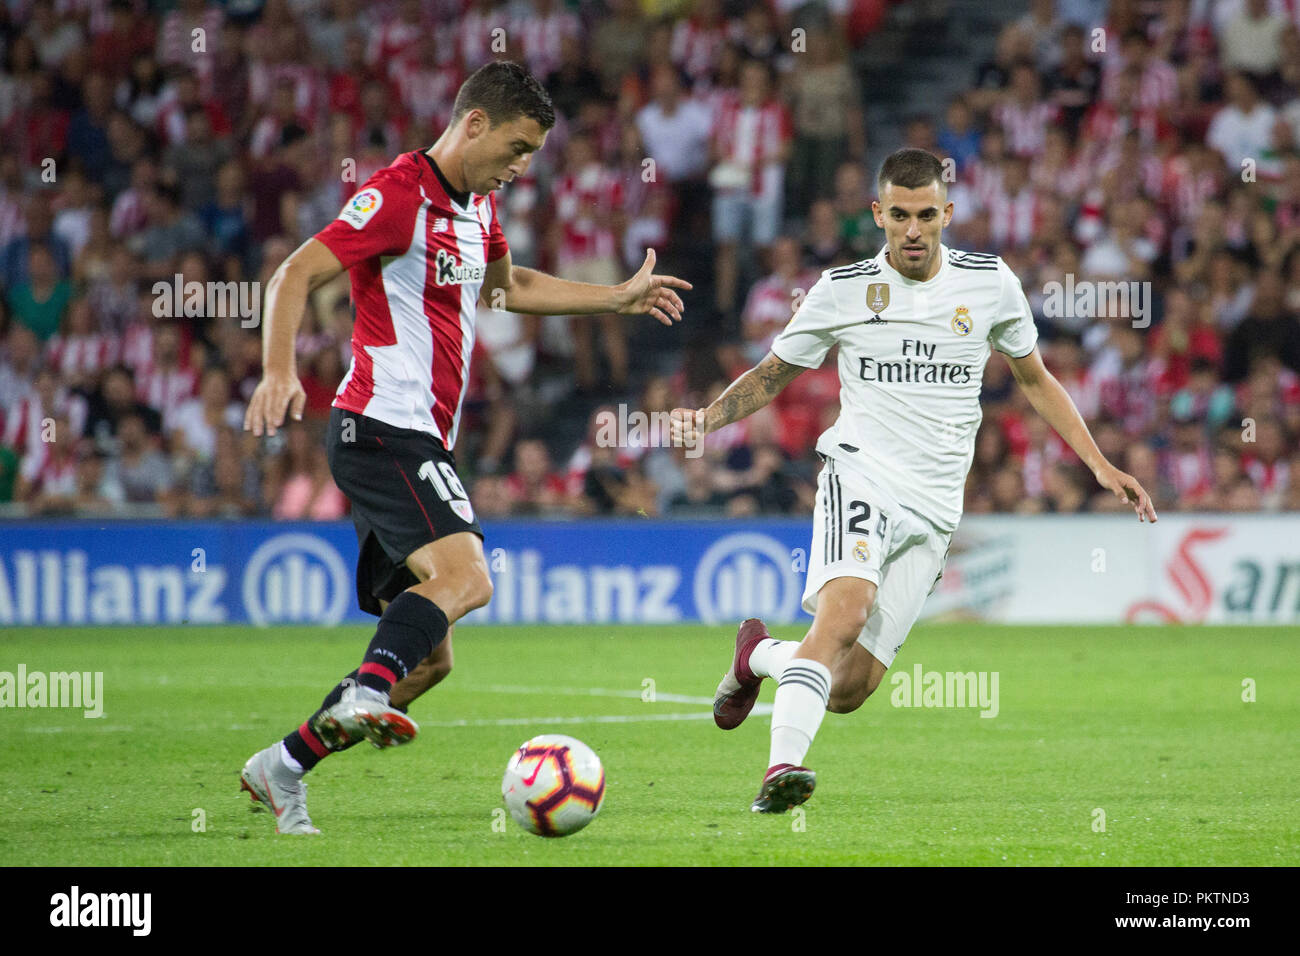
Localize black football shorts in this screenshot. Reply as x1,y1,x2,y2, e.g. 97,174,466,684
326,407,483,616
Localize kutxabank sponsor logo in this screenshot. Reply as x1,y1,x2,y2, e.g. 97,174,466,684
242,533,350,627
693,532,803,625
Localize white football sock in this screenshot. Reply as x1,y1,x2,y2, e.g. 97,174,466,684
769,658,832,769
279,742,305,777
748,638,799,681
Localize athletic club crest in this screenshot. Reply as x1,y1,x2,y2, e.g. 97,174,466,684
951,305,973,336
866,282,890,316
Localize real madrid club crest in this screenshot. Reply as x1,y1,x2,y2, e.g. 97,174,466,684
853,540,870,563
866,282,889,322
951,305,973,336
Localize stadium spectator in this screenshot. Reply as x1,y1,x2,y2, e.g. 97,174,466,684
1217,0,1287,82
46,297,119,391
2,195,72,289
0,0,1295,522
634,63,712,185
783,25,864,219
103,410,174,506
165,108,234,214
590,0,649,97
168,365,245,467
740,235,811,363
180,425,262,518
1222,271,1300,382
709,57,792,316
548,130,628,392
937,94,982,175
129,183,207,281
7,243,73,342
801,198,851,268
1206,72,1277,172
505,438,568,516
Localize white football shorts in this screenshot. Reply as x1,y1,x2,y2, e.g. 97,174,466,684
803,457,952,668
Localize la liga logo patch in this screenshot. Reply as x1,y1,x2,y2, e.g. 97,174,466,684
339,188,383,229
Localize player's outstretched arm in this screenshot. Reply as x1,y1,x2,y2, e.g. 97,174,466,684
670,351,805,447
485,248,692,325
1004,346,1158,522
244,238,344,437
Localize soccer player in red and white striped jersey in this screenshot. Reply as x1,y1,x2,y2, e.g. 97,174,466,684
239,62,691,834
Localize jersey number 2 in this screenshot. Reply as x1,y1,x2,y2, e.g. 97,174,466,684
847,500,888,540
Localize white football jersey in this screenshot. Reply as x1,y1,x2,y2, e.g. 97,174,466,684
770,244,1037,532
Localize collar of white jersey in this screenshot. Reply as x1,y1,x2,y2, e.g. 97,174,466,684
875,242,949,287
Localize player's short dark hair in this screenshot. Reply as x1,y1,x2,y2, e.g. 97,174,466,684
452,61,556,131
877,148,946,198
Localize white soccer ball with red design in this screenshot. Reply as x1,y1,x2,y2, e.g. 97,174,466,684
502,734,606,837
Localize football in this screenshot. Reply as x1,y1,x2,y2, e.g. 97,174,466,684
502,734,606,837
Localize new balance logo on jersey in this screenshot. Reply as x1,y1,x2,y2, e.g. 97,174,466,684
432,217,449,232
433,248,486,286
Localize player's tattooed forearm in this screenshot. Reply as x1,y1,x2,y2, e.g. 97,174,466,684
707,353,803,431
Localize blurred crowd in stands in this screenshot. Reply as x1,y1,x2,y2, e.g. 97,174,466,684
1,0,1299,521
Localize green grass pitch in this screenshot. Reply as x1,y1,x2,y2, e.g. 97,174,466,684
2,623,1296,866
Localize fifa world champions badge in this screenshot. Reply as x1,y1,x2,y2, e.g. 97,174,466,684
866,282,890,316
951,305,973,336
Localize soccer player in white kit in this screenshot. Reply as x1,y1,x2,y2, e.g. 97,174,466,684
671,148,1158,813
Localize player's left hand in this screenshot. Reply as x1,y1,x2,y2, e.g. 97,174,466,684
615,248,692,325
1094,463,1159,522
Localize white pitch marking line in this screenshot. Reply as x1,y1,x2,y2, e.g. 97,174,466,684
24,724,134,733
471,684,722,706
424,712,713,728
437,684,773,728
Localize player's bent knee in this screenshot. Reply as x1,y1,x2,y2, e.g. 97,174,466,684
464,572,493,613
823,603,873,645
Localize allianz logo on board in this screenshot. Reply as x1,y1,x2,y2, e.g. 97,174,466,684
472,532,803,625
0,533,351,627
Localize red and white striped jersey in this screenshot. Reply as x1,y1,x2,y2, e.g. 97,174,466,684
671,15,730,85
711,98,792,199
317,150,508,449
137,365,198,428
366,15,426,74
511,7,581,80
1100,59,1179,112
156,7,224,68
1160,156,1220,224
45,333,120,382
109,187,149,239
1164,446,1214,499
119,320,155,376
3,390,88,457
20,445,78,495
992,100,1060,157
391,59,462,130
457,7,498,73
1079,102,1165,162
986,185,1042,250
551,163,623,265
741,270,817,353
